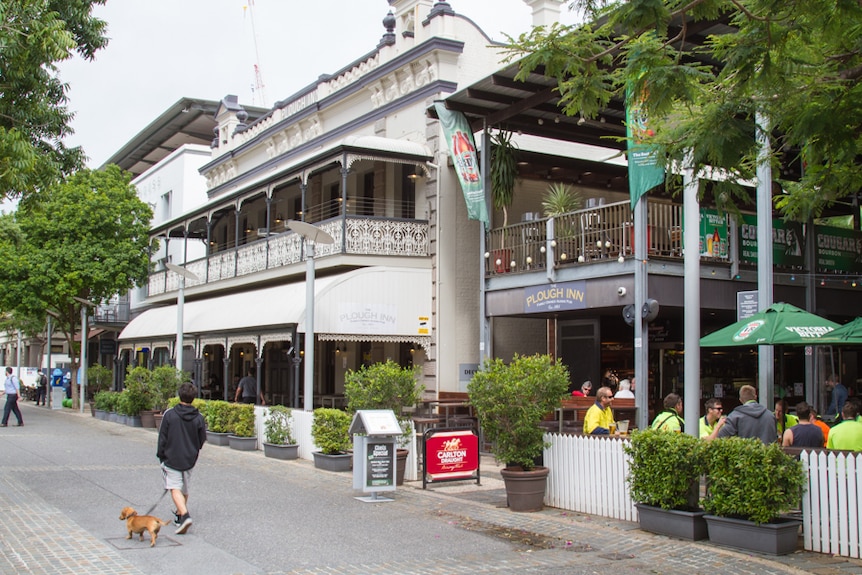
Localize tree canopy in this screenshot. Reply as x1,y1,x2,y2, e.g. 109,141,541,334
0,0,108,201
0,165,152,406
505,0,862,221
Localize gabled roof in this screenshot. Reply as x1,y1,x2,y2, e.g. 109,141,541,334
102,97,268,178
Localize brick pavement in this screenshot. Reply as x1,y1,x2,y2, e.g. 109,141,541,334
1,404,862,575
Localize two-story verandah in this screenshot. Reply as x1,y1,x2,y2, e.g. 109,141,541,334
119,138,434,407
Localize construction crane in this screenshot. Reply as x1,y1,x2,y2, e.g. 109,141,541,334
244,1,268,107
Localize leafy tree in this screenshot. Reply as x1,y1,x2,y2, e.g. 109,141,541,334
504,0,862,220
0,0,108,200
0,165,152,408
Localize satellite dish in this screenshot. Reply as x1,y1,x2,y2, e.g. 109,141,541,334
622,304,636,326
642,299,660,322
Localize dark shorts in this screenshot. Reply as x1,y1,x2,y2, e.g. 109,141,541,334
241,396,255,404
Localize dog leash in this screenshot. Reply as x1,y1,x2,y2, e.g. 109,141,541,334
143,489,168,516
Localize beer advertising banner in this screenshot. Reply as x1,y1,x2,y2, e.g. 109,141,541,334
815,225,862,274
699,209,729,260
434,103,488,226
738,214,804,268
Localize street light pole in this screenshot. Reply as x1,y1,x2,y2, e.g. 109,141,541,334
287,220,334,412
72,296,94,413
165,262,201,375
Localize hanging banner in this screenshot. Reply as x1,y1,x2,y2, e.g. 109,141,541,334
434,103,488,226
625,84,665,210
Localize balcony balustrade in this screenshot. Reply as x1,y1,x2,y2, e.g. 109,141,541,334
149,215,429,296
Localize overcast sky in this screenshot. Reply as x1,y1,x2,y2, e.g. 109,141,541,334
57,0,581,170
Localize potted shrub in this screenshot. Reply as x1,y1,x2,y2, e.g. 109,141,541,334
93,390,114,421
701,437,806,555
103,390,120,422
344,360,424,485
624,429,708,540
228,402,257,451
468,353,569,511
489,130,518,272
263,405,298,460
203,400,232,445
311,407,353,471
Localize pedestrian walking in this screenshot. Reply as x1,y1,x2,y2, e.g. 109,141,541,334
2,367,24,426
157,382,206,535
234,369,265,405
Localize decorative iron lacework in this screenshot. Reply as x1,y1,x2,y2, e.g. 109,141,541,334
345,219,428,256
319,333,431,350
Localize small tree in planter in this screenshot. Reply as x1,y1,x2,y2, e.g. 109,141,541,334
87,364,113,405
122,367,155,427
263,405,298,460
311,408,352,471
701,437,806,555
150,366,189,412
345,360,423,484
624,429,708,540
468,353,569,511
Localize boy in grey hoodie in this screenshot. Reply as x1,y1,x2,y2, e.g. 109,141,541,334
717,384,777,444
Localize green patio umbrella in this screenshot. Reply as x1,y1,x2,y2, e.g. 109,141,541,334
822,317,862,344
700,302,840,347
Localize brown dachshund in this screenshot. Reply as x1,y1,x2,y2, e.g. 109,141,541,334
119,506,169,547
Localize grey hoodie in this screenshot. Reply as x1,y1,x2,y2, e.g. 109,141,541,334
717,401,777,444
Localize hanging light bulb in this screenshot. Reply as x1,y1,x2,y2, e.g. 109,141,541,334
526,256,533,265
577,255,585,263
618,253,625,264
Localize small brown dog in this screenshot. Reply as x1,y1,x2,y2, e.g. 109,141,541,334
119,506,169,547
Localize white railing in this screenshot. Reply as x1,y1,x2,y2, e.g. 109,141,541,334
543,433,637,522
258,408,418,482
801,450,862,558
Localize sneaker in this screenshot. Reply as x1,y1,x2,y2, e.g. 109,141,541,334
0,424,6,427
16,423,23,426
175,514,193,535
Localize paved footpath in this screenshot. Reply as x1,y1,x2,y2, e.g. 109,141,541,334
1,403,861,575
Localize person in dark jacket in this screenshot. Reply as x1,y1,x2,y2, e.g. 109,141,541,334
157,382,206,535
717,384,777,444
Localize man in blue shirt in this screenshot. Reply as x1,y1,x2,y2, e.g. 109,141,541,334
2,367,24,426
825,374,848,421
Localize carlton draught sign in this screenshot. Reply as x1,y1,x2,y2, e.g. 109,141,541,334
422,429,480,488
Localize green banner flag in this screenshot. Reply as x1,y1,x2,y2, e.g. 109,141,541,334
625,88,665,210
434,103,488,226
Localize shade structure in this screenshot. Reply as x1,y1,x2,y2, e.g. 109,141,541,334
699,303,840,347
822,317,862,344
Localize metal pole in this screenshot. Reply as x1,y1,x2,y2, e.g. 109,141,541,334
683,153,701,437
80,306,87,413
176,275,185,372
46,315,53,408
756,111,774,406
633,197,649,431
304,240,315,412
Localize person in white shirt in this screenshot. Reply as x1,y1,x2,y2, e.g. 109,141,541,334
614,378,634,399
2,367,24,426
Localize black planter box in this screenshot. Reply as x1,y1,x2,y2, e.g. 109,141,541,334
635,503,708,541
704,514,801,555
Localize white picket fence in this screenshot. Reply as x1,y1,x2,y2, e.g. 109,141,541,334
262,408,419,482
543,434,862,559
544,433,637,522
800,450,862,557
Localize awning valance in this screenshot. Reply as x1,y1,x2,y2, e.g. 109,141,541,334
119,266,431,343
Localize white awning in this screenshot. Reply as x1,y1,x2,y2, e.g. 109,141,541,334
119,266,431,342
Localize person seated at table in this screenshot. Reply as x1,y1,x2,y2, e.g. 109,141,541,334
699,397,726,441
614,379,634,399
775,399,798,438
572,380,592,397
583,386,614,435
827,402,862,451
808,406,830,447
782,401,823,448
651,393,684,433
